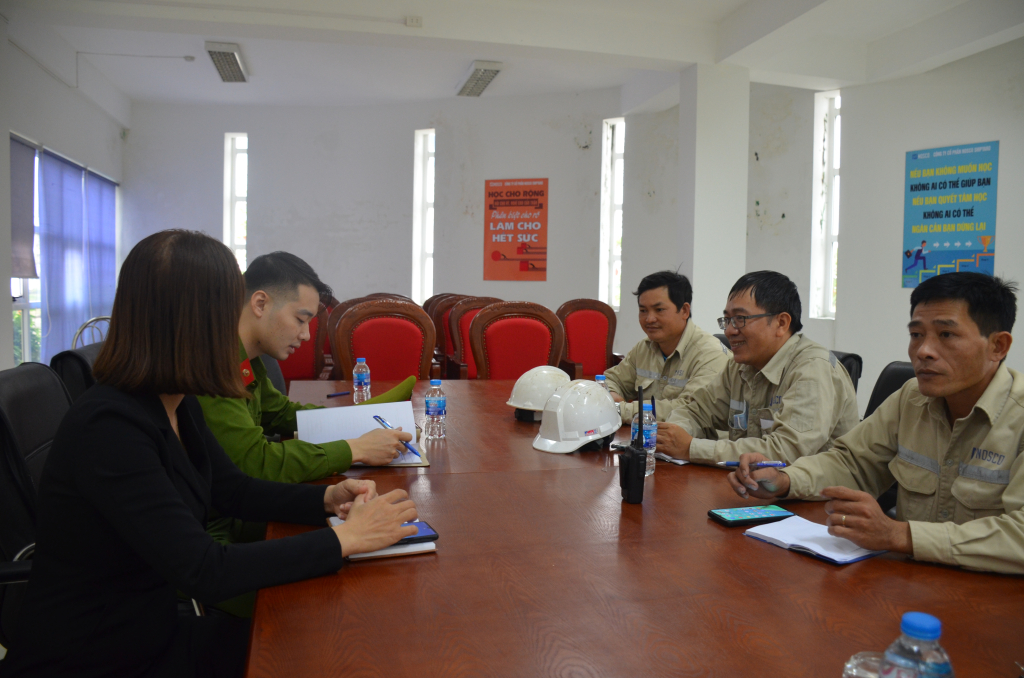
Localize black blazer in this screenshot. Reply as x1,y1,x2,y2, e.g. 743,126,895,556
0,385,343,677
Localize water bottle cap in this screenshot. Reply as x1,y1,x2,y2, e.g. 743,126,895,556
595,375,605,381
430,379,441,386
900,612,941,640
642,403,653,411
356,358,366,363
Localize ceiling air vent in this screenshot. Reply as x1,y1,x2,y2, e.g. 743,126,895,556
457,61,502,97
206,42,248,83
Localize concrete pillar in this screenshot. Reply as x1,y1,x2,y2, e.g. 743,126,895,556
677,63,750,334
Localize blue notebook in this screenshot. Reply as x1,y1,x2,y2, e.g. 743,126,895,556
745,516,885,565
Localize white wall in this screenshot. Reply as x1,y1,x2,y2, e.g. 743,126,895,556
5,42,123,181
837,37,1024,414
745,83,834,348
123,88,621,309
617,105,680,353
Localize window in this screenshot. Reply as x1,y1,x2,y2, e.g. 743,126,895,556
10,144,42,364
599,118,625,310
9,136,118,364
224,133,248,270
411,129,436,304
811,93,841,318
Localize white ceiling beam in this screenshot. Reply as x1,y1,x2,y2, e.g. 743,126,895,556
6,0,719,66
867,0,1024,82
715,0,831,63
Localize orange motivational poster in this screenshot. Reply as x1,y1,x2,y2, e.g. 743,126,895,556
484,178,548,281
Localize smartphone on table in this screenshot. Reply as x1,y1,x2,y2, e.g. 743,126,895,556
396,521,439,545
708,505,794,527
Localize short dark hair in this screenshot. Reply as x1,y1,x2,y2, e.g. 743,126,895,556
633,271,693,311
728,270,803,334
244,252,333,305
910,272,1017,336
93,230,247,398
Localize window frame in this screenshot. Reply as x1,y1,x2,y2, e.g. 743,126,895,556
411,129,436,304
811,92,841,319
223,133,248,271
599,118,625,310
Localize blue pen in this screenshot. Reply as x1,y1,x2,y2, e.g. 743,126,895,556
717,461,787,468
326,391,350,398
372,415,421,459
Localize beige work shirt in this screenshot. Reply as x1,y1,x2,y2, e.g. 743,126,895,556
604,320,731,423
670,332,859,464
784,365,1024,575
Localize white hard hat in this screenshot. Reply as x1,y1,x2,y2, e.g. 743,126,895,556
507,366,571,420
533,380,621,454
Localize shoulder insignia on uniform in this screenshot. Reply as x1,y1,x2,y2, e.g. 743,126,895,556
240,359,255,387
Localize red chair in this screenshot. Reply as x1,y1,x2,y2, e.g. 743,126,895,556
468,302,565,380
422,293,452,317
555,299,622,378
330,299,437,381
446,296,502,379
430,295,468,364
277,303,329,383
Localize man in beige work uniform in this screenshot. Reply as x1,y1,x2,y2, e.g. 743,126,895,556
729,272,1024,575
657,270,859,464
604,270,730,423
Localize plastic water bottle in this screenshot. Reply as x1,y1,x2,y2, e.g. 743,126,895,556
595,374,608,392
352,358,371,404
878,612,954,677
424,379,446,440
641,402,657,476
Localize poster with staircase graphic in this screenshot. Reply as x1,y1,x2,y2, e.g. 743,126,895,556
902,141,999,289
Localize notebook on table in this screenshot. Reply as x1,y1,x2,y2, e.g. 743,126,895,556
297,402,429,467
744,516,885,565
327,516,437,560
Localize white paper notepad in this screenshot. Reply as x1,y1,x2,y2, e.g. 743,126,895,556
296,402,427,466
745,516,884,565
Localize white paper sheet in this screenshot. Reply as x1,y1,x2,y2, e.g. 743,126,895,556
296,401,417,444
745,516,884,564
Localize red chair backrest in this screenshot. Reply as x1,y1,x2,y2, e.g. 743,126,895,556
277,303,329,382
431,295,467,356
449,297,502,379
556,299,617,376
469,302,565,380
331,299,436,380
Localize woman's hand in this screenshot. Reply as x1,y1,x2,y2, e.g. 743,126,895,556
324,479,377,519
332,489,418,556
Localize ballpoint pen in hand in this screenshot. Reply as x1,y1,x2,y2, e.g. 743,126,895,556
372,415,421,459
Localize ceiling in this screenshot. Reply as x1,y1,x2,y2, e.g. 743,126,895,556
2,0,1022,126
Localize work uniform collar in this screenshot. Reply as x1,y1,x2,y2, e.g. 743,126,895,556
646,319,695,361
920,362,1013,426
740,332,802,386
238,340,260,390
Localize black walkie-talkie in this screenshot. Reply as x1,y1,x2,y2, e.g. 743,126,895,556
618,385,647,504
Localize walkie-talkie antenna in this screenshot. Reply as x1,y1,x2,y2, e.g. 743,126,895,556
633,386,645,447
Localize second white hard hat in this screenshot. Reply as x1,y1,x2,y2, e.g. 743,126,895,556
533,380,620,454
507,365,572,421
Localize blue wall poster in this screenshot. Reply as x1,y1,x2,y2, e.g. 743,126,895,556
902,141,999,289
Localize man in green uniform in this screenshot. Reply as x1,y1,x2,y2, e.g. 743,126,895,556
604,270,731,423
729,272,1024,575
657,270,859,464
198,252,412,545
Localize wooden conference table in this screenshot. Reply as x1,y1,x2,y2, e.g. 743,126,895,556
245,380,1024,678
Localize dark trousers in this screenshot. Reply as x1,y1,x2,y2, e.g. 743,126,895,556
155,611,250,678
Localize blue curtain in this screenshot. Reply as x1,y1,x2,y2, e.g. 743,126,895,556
39,153,117,362
85,172,117,320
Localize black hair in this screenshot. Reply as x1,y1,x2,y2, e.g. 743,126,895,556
244,251,333,305
633,270,693,311
910,272,1017,336
728,270,803,334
